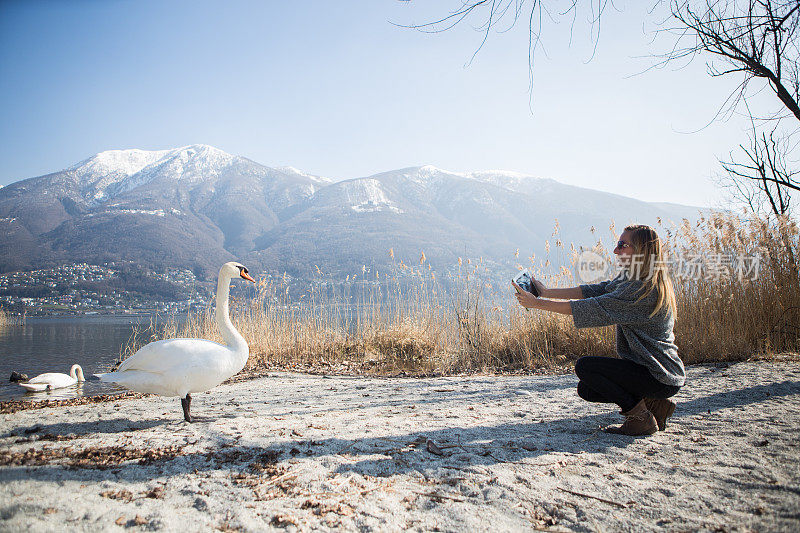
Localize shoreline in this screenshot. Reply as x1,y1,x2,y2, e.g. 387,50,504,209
4,355,796,415
0,365,576,415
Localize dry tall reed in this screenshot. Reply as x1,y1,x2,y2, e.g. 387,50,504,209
0,307,22,328
668,212,800,361
122,212,799,375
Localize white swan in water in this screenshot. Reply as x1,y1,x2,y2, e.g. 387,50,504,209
19,364,85,392
96,262,255,422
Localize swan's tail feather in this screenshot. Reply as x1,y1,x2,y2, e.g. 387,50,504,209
18,382,48,392
95,372,119,383
94,370,170,395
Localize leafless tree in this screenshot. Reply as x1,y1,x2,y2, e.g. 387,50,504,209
658,1,800,218
718,121,798,216
404,1,800,218
662,1,799,122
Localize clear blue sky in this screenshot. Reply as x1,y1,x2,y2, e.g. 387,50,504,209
0,0,766,206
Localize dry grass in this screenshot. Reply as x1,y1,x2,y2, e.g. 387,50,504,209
122,212,799,375
0,307,23,328
669,212,800,362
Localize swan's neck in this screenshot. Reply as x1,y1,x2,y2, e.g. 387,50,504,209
216,275,248,354
70,365,85,382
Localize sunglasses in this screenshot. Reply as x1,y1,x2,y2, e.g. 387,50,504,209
616,240,631,249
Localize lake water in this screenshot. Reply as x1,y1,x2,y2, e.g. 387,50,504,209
0,315,183,402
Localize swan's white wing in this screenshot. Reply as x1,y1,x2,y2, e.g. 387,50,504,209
116,338,228,374
98,347,235,396
26,372,76,389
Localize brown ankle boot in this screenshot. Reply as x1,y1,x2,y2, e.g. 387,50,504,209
644,397,676,431
603,399,658,436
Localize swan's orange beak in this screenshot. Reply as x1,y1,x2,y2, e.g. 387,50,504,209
240,271,255,283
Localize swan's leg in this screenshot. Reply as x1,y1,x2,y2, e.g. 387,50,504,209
181,394,193,422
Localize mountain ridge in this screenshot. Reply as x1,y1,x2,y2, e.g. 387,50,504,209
0,146,706,280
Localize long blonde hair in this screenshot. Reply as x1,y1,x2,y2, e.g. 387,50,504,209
624,224,677,319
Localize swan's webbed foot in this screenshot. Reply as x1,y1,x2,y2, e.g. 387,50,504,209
181,394,193,423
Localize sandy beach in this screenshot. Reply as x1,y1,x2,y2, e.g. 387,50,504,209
1,360,798,532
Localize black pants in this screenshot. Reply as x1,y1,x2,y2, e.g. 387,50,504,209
574,356,681,412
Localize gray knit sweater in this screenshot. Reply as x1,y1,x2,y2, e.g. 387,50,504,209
569,275,685,387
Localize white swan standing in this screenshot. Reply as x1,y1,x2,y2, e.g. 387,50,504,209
96,262,255,422
18,364,85,392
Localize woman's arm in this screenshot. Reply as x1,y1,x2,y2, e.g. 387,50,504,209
540,286,584,299
513,282,573,315
531,277,583,299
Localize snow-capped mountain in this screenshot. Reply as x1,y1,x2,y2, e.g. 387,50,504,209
0,146,704,278
249,165,705,278
0,145,330,275
62,144,330,206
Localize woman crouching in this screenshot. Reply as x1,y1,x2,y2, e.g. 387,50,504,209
513,224,684,436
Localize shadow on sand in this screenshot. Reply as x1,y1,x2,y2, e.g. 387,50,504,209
0,379,796,485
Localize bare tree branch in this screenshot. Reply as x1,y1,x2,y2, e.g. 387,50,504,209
663,1,800,122
399,1,800,218
394,0,611,96
720,119,799,216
